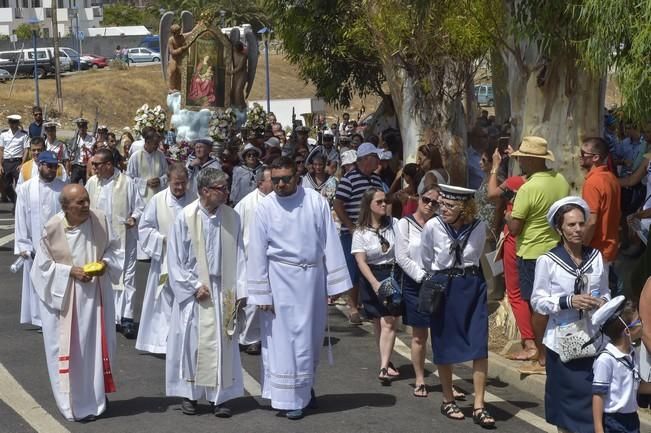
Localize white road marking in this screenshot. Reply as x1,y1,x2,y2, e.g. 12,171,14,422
0,233,14,247
334,305,555,432
0,362,70,433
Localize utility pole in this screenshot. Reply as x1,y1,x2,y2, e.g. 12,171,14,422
51,1,63,114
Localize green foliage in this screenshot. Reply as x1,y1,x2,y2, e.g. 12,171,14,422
14,24,33,40
265,0,386,107
102,4,154,27
578,0,651,124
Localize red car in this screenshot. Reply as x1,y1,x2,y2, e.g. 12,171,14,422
82,54,108,69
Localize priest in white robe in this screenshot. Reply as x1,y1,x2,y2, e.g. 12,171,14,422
14,151,65,327
126,129,168,259
234,165,272,355
135,163,193,354
247,156,351,419
17,137,68,186
31,184,124,422
86,148,144,338
166,168,247,418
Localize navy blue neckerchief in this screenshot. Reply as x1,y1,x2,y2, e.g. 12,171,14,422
437,216,480,267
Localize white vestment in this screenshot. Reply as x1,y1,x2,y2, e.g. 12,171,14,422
14,177,65,326
86,170,144,322
31,210,124,421
247,187,351,410
233,188,266,345
135,188,192,353
126,149,168,259
166,202,247,403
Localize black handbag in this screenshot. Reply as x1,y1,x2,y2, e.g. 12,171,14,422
417,273,449,315
377,264,403,316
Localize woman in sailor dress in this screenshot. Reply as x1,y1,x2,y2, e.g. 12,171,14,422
351,187,403,384
530,197,610,433
420,184,494,428
395,184,439,397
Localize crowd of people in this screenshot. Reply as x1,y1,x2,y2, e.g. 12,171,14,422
2,102,651,433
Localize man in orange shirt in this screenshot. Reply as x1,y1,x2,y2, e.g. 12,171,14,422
580,136,622,295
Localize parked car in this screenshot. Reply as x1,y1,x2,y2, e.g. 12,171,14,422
0,68,10,81
126,47,161,63
59,47,90,70
82,54,108,69
0,48,58,78
475,84,494,107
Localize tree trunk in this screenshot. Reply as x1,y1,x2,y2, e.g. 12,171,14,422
381,57,468,185
491,48,511,125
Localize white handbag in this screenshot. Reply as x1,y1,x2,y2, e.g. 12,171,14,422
556,319,597,363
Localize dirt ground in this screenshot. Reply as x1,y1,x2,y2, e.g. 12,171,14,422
0,54,378,131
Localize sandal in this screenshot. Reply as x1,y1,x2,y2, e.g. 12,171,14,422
387,361,400,377
440,401,464,420
505,348,538,361
413,384,428,398
378,368,391,386
453,386,466,401
473,407,496,429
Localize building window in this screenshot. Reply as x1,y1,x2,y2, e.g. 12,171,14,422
57,0,64,7
0,0,9,7
22,0,28,7
33,0,41,6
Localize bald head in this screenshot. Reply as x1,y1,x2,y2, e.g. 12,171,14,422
60,184,91,225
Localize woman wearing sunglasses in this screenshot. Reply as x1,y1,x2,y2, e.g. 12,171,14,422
421,184,492,427
351,187,402,384
531,196,610,433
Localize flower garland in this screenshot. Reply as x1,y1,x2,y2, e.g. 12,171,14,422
133,104,167,136
167,140,192,162
245,102,267,131
208,108,237,143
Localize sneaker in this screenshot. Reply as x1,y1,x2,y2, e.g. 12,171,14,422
121,319,137,340
286,409,304,420
181,398,197,415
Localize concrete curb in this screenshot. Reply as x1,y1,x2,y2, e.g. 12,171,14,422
487,350,651,429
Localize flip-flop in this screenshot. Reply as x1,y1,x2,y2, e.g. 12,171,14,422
413,384,428,398
387,361,400,377
505,349,538,361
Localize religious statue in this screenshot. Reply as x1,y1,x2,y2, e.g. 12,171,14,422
230,41,248,109
167,24,188,93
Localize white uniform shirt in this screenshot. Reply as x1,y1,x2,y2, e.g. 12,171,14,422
420,217,486,272
0,129,29,159
46,138,69,161
351,218,399,265
592,343,640,414
530,246,610,353
395,216,427,282
71,134,96,165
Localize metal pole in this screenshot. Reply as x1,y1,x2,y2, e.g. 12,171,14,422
75,11,80,71
33,30,40,107
52,2,63,114
264,38,270,113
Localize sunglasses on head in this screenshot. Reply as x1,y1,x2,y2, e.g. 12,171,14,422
271,175,294,185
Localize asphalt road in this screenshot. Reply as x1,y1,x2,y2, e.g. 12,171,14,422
0,201,555,433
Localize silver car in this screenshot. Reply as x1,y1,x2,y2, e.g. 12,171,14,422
126,48,161,63
0,68,10,81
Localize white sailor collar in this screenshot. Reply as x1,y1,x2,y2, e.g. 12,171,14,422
604,343,634,359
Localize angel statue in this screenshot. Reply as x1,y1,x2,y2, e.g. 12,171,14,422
160,10,195,93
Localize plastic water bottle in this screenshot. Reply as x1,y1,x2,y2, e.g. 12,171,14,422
10,256,25,273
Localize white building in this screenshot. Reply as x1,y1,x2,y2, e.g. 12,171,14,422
0,0,102,37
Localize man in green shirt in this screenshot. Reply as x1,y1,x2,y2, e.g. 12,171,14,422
507,136,570,374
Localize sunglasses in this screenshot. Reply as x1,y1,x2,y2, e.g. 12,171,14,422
40,163,58,169
439,201,459,210
421,196,438,206
271,175,294,185
295,159,305,164
374,199,389,205
91,160,109,167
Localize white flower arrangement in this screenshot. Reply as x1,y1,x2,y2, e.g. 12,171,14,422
208,108,237,143
245,103,267,131
133,104,167,136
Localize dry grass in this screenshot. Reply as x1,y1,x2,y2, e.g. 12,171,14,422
1,53,378,131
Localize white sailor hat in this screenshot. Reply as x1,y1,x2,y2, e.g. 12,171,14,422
322,129,334,138
74,117,89,125
97,124,109,131
192,138,213,147
240,142,262,158
591,295,626,328
546,196,590,228
43,120,61,129
379,150,393,161
438,184,476,201
7,114,21,121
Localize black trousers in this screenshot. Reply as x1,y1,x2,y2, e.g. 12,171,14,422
70,164,87,185
1,158,21,203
